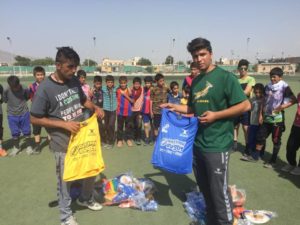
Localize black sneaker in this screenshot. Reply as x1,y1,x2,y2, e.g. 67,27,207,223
32,144,41,155
135,139,141,145
144,138,150,146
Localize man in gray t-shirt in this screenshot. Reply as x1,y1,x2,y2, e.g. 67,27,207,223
30,47,104,225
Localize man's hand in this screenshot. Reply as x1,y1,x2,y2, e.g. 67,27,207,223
95,106,105,119
64,121,81,133
198,111,218,124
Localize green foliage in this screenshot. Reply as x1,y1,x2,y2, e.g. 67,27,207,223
145,66,154,73
177,61,185,65
82,59,98,66
165,55,174,65
14,55,31,66
137,57,152,66
31,57,54,66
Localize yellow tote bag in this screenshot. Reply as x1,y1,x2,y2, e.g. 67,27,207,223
63,114,105,181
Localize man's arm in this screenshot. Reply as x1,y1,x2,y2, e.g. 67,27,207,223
30,115,81,133
160,103,193,114
199,99,251,124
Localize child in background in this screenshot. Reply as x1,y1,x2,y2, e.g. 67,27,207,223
141,76,153,145
281,91,300,175
241,83,265,161
102,75,117,149
0,84,7,157
182,62,200,98
3,75,33,156
233,59,256,151
255,67,296,168
77,69,91,99
150,73,169,140
28,66,46,154
167,81,182,105
91,75,105,143
131,77,144,145
116,76,134,147
181,85,190,105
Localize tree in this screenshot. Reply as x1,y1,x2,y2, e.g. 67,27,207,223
137,57,152,66
177,61,185,65
82,59,98,66
31,57,54,66
165,55,174,65
14,55,31,66
145,66,154,73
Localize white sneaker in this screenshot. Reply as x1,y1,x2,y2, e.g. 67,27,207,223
61,216,79,225
26,146,34,155
281,164,295,172
9,147,21,157
76,198,103,211
290,167,300,175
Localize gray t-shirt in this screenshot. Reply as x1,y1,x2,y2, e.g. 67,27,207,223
3,86,29,115
30,75,86,152
0,84,3,114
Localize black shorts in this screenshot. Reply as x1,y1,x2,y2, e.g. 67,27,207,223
32,124,42,136
256,122,284,145
153,114,162,129
233,111,250,126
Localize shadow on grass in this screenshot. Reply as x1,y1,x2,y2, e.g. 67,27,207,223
144,168,197,206
237,142,300,189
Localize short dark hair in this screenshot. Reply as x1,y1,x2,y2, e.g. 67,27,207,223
77,69,87,78
190,62,200,69
253,83,265,94
105,75,114,82
184,85,191,94
144,76,153,83
7,75,20,88
55,47,80,66
170,81,179,90
133,77,141,84
187,37,212,54
119,76,127,83
154,73,164,82
238,59,249,68
33,66,45,76
270,67,283,77
93,75,102,83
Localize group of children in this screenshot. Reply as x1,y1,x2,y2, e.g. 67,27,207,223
75,66,197,150
233,61,300,175
0,66,46,157
0,62,198,156
1,62,300,177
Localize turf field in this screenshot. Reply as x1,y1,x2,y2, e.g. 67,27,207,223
0,75,300,225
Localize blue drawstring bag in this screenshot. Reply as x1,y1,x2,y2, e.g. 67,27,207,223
151,109,198,174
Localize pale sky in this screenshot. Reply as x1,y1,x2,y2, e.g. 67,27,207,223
1,0,299,64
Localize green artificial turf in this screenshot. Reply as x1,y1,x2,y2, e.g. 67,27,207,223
0,75,300,225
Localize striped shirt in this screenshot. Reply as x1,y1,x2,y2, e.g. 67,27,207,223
116,87,132,116
29,82,39,101
102,86,117,111
142,87,151,114
131,87,144,112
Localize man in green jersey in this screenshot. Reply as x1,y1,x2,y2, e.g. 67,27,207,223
161,37,250,225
